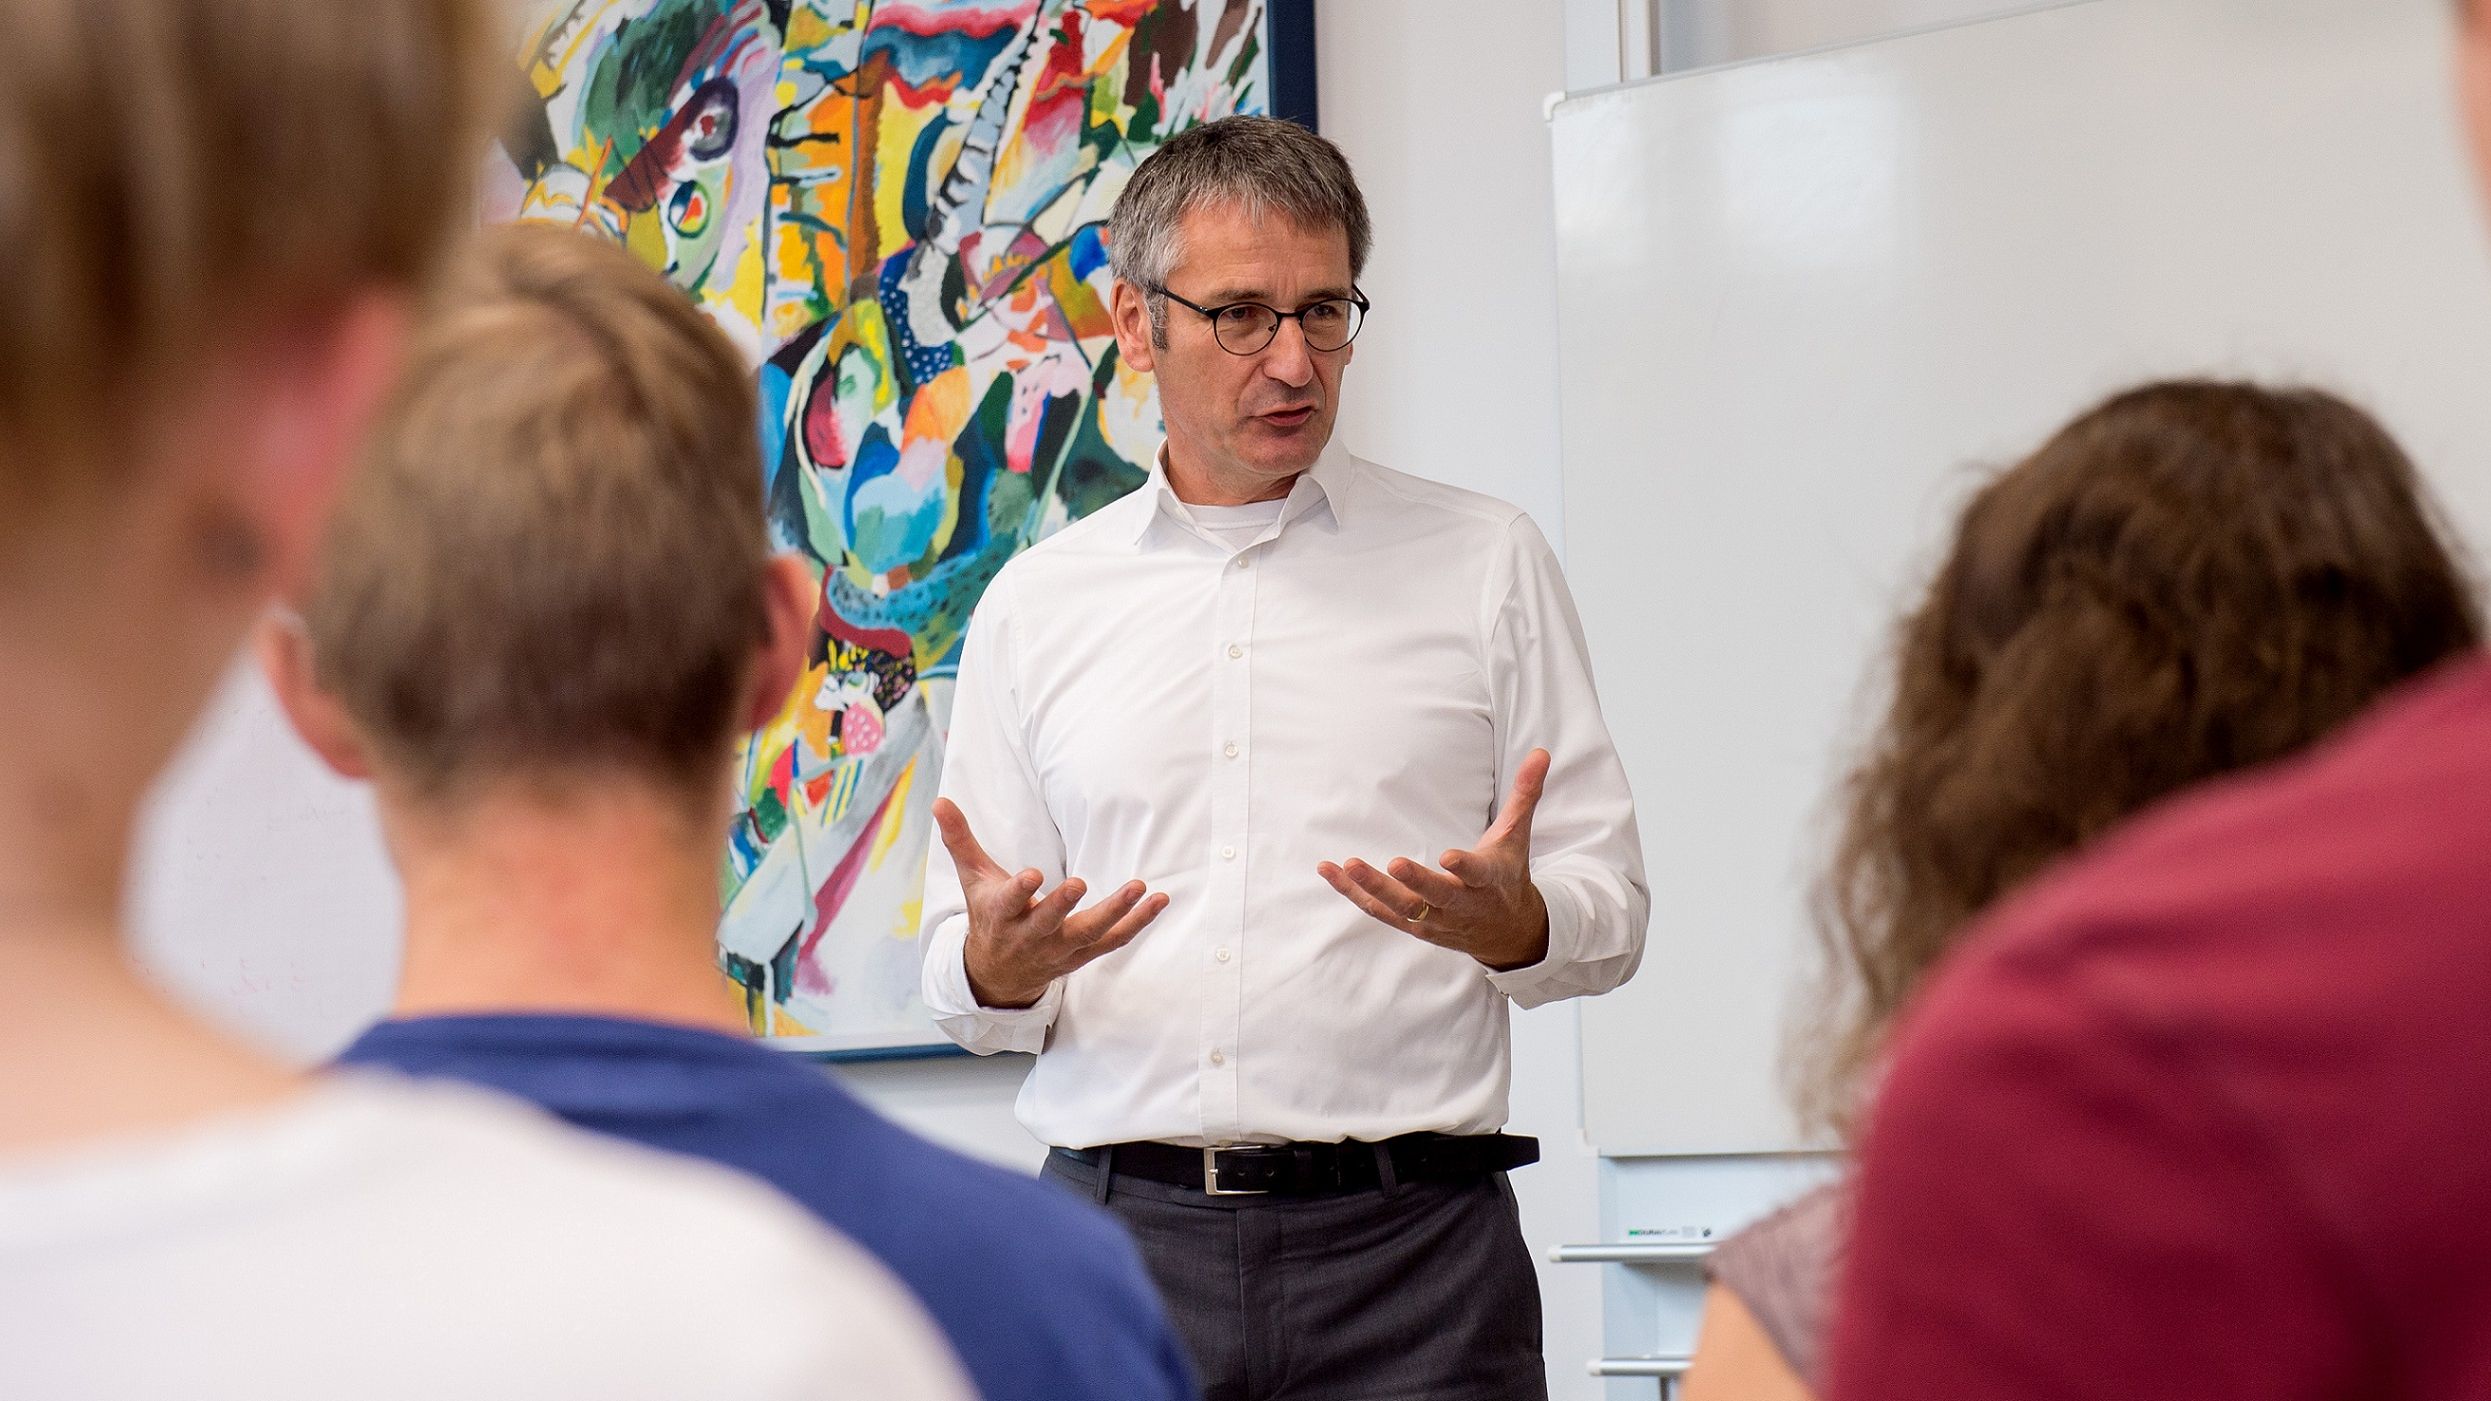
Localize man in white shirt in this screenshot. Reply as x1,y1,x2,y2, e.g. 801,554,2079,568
0,3,964,1395
922,114,1650,1400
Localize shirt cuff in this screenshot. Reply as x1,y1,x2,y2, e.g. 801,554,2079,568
1485,878,1586,1007
925,927,1063,1054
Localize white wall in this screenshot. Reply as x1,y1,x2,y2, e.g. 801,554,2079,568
1322,2,1572,546
1565,0,2061,84
834,1053,1044,1167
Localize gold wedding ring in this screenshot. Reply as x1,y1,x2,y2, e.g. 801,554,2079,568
1411,903,1432,926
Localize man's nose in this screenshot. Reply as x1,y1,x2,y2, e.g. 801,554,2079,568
1260,318,1316,386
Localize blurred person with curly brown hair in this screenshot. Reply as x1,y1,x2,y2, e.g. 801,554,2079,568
1682,379,2480,1401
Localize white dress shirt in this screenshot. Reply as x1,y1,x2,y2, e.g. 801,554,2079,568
921,441,1648,1149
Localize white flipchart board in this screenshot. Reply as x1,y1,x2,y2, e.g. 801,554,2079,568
1557,0,2491,1156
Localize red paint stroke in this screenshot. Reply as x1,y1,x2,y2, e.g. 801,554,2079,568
868,1,1038,40
607,118,688,211
817,591,915,662
794,778,904,993
1028,9,1091,109
768,740,797,805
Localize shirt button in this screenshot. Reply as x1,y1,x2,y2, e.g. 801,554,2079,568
1227,644,1243,660
1215,947,1232,963
1210,1049,1227,1066
1221,845,1237,861
1232,556,1251,570
1223,741,1240,759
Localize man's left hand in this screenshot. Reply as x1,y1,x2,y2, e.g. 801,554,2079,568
1318,749,1553,972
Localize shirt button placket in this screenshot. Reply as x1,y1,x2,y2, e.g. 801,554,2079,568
1202,543,1257,1143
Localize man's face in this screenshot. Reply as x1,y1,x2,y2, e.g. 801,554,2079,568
1131,202,1356,495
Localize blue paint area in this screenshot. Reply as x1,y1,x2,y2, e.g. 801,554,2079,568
938,380,1009,568
1068,223,1111,282
901,115,952,243
824,550,987,641
861,22,1020,96
803,1041,975,1065
850,468,946,574
879,253,960,388
842,424,901,550
757,360,793,493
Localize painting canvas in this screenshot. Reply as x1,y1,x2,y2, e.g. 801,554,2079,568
492,0,1288,1053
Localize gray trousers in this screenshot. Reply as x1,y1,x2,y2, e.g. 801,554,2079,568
1042,1151,1547,1401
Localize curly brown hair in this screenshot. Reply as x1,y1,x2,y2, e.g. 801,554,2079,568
1800,380,2484,1138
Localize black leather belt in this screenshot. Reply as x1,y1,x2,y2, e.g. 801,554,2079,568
1054,1132,1540,1198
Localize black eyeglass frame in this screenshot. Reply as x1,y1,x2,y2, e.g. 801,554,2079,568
1148,283,1372,355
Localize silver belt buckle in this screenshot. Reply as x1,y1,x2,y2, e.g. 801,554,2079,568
1202,1144,1269,1197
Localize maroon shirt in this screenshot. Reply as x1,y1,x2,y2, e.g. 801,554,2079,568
1830,656,2491,1401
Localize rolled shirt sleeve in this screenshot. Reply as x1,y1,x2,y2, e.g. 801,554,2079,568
919,569,1068,1055
1478,515,1651,1009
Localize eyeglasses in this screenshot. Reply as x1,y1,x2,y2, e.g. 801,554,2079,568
1150,284,1370,355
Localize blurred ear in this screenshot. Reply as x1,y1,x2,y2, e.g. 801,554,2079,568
254,611,375,781
238,292,412,600
1110,279,1159,374
742,554,817,733
2460,0,2491,217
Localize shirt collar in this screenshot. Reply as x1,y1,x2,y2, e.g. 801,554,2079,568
1124,438,1358,551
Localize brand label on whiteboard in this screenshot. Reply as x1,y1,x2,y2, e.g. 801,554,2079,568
1624,1225,1719,1242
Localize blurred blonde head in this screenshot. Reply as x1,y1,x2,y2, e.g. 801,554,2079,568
0,0,499,536
0,0,498,899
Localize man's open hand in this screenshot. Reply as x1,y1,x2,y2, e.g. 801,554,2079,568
1317,749,1552,972
936,798,1168,1009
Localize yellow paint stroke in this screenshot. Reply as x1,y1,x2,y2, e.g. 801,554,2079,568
1088,32,1137,120
744,665,822,805
576,135,618,227
824,757,864,824
871,101,944,257
795,667,838,756
785,7,835,52
868,757,918,870
722,186,769,333
623,205,669,271
770,215,832,341
903,364,973,443
528,0,621,99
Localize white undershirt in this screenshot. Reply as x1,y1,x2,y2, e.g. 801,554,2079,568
0,1074,971,1399
1171,496,1288,553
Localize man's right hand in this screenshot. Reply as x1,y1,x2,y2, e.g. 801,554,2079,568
934,797,1169,1010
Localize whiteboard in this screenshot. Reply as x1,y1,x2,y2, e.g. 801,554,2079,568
1558,0,2491,1156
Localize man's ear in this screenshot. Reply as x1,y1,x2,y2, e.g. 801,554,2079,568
742,554,818,733
238,292,412,600
1109,278,1158,374
254,611,376,781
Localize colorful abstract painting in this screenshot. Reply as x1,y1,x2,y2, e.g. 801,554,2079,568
493,0,1279,1051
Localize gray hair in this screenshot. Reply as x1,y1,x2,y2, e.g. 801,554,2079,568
1109,116,1372,343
